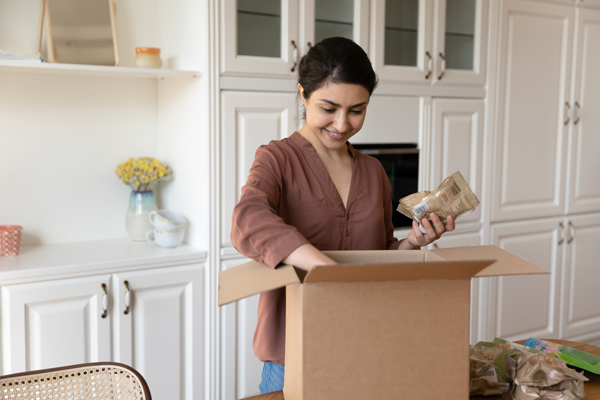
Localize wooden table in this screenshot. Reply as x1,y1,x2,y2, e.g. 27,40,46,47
242,340,600,400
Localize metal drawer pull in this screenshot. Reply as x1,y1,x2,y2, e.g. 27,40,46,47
568,221,575,244
291,40,299,72
425,51,432,80
101,283,108,319
438,52,446,80
558,222,564,245
574,102,581,125
433,242,439,249
307,42,312,50
564,102,571,125
123,280,131,315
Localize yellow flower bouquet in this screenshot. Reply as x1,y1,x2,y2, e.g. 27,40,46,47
115,157,172,192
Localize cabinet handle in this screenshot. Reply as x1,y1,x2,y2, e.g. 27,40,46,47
564,102,571,125
568,221,575,244
291,40,299,72
558,222,565,245
101,283,108,319
573,102,581,125
433,242,439,249
307,42,312,51
123,280,131,315
424,51,432,80
438,52,446,80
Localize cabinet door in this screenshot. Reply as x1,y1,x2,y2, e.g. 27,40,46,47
560,213,600,338
113,264,203,400
566,8,600,214
220,257,263,400
432,0,488,86
221,91,297,248
0,274,111,374
430,98,484,223
491,0,574,221
222,0,299,77
490,218,563,341
300,0,370,54
370,0,434,83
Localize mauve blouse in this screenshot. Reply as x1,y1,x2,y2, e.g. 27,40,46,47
231,132,402,365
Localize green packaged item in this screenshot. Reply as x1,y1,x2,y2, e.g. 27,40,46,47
523,338,600,375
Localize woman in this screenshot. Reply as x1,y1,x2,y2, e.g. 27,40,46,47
231,37,454,394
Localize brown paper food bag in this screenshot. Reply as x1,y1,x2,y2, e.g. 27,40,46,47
396,171,480,230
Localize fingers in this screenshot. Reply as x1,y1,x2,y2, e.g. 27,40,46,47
429,213,446,236
446,216,456,232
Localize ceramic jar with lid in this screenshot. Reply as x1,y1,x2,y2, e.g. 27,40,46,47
134,47,163,68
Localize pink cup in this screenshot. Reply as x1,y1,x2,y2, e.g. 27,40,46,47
0,225,23,257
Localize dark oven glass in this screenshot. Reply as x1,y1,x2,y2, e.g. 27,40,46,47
353,143,419,229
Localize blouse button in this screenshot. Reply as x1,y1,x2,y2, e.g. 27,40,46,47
345,213,350,220
345,230,350,237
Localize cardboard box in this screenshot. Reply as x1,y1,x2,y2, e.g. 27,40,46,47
219,245,548,400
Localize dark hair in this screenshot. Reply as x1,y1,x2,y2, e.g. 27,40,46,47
297,37,378,102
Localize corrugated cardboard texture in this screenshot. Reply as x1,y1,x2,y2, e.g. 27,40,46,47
303,260,494,283
431,245,549,277
284,283,303,400
301,279,471,400
218,262,301,306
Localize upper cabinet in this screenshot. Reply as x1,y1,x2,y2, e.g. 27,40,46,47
370,0,488,86
491,1,600,221
221,0,369,78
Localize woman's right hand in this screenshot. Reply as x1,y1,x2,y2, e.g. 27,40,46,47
282,243,337,271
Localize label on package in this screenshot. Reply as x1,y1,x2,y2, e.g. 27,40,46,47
476,364,498,383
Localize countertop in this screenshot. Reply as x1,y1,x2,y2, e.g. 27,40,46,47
0,238,207,285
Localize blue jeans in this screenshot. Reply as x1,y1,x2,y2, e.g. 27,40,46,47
259,362,285,394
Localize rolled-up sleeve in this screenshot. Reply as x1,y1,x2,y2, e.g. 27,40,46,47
231,146,310,268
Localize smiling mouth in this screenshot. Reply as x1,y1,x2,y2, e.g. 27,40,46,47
325,129,345,140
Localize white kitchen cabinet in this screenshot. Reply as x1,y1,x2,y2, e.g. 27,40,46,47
0,244,205,400
221,91,297,248
222,0,369,78
300,0,370,53
489,218,564,341
577,0,600,9
370,0,487,85
429,98,484,223
0,274,112,374
220,257,262,400
113,264,203,400
491,0,574,222
560,213,600,339
566,7,600,214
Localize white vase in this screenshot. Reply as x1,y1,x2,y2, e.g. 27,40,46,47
125,191,157,241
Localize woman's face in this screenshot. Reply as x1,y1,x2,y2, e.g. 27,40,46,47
300,82,370,151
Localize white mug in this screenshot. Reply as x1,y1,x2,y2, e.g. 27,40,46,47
146,227,184,248
149,210,186,230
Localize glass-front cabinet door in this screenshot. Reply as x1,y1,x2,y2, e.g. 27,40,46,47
300,0,370,54
222,0,299,77
432,0,488,86
371,0,487,85
371,0,434,83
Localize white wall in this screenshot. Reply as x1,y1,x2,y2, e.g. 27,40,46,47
0,72,159,245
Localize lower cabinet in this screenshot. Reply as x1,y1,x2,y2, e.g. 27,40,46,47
560,213,600,339
221,257,263,400
489,218,564,341
0,263,204,400
489,213,600,343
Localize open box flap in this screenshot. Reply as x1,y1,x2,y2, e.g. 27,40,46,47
430,245,549,277
303,260,494,283
218,261,302,306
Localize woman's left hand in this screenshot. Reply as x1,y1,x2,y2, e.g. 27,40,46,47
401,214,455,249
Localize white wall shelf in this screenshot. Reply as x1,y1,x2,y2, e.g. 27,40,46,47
0,60,202,79
0,238,207,285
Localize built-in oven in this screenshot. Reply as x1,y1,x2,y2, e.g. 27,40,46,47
352,143,419,229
